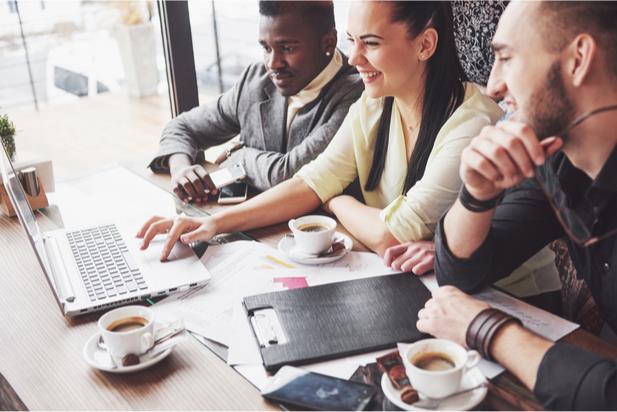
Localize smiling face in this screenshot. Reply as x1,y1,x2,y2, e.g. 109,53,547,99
345,1,424,99
259,13,332,96
487,2,577,138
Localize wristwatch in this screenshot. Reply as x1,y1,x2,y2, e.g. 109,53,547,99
225,141,244,159
215,142,244,165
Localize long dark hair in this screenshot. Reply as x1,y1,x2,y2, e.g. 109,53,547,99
365,2,467,193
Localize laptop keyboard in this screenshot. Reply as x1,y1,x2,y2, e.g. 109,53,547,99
66,224,148,301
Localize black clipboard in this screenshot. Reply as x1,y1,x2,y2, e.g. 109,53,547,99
243,273,431,372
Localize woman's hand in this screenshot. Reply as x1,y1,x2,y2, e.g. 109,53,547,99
417,286,490,346
383,241,435,274
136,215,217,261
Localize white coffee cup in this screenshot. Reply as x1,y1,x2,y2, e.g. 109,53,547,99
288,215,336,255
98,305,155,365
403,338,480,399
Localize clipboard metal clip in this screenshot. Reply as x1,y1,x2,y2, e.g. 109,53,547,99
249,308,288,347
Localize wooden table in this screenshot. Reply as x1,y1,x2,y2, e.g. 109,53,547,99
1,165,616,410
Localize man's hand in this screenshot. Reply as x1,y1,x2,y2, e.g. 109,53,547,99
384,241,435,275
170,164,217,204
417,286,490,346
136,215,217,261
460,121,563,201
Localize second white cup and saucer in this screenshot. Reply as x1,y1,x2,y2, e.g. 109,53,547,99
381,339,488,411
83,305,185,374
278,215,352,265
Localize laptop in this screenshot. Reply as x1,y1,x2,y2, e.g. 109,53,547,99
0,142,211,317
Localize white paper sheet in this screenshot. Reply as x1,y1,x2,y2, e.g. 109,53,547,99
157,239,579,387
226,248,398,366
232,273,580,384
417,274,579,378
153,240,395,350
151,241,265,346
474,288,579,341
419,274,579,341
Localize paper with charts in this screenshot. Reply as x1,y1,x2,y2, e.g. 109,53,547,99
152,240,579,383
151,240,396,346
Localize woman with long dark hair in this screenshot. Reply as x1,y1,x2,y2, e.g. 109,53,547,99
137,1,502,269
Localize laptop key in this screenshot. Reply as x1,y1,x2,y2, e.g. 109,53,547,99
121,251,140,272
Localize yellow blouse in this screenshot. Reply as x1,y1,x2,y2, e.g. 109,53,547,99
297,83,503,242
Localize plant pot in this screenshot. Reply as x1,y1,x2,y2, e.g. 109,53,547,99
1,135,16,162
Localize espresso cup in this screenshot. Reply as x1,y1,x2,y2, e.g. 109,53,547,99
403,338,480,399
288,215,336,255
98,305,155,365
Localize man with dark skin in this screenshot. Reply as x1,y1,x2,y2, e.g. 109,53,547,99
148,1,362,203
417,1,617,409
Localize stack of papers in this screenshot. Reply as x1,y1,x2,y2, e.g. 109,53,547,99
152,241,397,347
152,240,579,390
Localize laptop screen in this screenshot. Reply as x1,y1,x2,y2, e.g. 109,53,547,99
0,141,50,273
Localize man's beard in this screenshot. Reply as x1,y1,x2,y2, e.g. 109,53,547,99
525,60,577,140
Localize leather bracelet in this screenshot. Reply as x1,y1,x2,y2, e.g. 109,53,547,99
466,308,522,361
458,185,503,213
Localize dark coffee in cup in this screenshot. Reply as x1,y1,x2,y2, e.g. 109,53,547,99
107,316,149,332
411,351,456,371
297,223,329,232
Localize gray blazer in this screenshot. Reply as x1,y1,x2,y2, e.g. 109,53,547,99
149,53,363,191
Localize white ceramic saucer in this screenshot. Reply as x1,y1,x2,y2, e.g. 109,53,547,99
381,367,488,411
278,232,352,265
83,331,175,374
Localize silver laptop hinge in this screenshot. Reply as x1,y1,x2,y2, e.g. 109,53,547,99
43,235,76,303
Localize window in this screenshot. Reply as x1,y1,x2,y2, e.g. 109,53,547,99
187,0,353,105
0,0,171,181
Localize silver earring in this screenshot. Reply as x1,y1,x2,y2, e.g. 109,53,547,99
325,51,331,57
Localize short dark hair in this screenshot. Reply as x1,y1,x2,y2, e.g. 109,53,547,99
538,1,617,78
258,1,335,36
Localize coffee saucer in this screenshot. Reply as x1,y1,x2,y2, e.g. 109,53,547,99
83,331,175,374
381,367,487,411
278,232,352,265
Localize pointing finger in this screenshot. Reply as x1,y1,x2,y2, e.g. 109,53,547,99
160,219,188,262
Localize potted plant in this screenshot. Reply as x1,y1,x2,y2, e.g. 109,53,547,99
0,114,16,161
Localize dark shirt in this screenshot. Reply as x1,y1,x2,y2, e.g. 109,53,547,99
434,148,617,410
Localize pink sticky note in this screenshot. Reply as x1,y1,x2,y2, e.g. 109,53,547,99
273,277,309,290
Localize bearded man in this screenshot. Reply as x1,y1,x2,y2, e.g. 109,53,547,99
417,1,617,409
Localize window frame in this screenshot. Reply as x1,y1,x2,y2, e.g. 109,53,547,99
157,0,199,117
